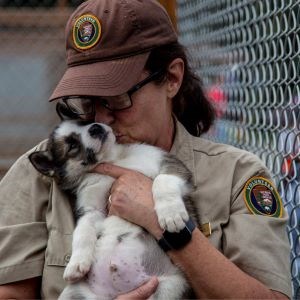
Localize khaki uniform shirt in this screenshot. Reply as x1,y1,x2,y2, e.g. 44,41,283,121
0,120,291,298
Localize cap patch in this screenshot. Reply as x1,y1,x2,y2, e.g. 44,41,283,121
243,176,283,217
73,14,101,50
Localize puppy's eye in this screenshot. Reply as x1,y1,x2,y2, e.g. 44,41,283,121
65,135,80,156
68,143,78,153
67,140,79,155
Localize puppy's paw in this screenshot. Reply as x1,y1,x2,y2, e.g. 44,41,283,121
155,200,189,232
63,256,92,282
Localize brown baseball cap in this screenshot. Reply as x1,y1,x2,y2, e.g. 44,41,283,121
49,0,177,101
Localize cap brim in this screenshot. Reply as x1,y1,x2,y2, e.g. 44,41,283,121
49,52,150,101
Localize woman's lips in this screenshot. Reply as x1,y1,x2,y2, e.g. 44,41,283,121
114,132,125,141
117,136,126,142
114,131,135,143
114,132,123,138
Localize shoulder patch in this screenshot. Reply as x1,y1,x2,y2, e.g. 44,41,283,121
243,176,283,217
73,14,101,50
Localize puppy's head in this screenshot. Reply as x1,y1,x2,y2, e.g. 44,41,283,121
29,116,115,191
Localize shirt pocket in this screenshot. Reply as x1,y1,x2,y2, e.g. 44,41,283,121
45,229,72,267
46,229,72,267
42,229,72,298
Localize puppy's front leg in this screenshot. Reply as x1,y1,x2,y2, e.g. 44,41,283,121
152,174,189,232
64,210,104,283
64,176,112,282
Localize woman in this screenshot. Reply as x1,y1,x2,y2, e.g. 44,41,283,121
0,0,291,298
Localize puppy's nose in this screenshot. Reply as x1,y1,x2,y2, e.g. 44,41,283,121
88,124,106,139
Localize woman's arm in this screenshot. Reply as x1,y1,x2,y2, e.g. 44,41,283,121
167,228,288,299
94,163,289,299
0,277,41,299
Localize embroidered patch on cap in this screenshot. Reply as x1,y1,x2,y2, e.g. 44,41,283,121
73,14,101,50
243,176,283,217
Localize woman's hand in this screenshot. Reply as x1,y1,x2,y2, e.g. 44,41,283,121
93,163,163,239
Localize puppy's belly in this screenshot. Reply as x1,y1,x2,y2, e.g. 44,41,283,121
88,230,151,297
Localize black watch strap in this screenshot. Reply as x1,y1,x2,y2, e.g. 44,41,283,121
158,217,196,252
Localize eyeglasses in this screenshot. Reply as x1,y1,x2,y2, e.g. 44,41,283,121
60,69,164,120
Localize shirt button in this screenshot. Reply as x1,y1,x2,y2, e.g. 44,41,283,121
64,254,71,263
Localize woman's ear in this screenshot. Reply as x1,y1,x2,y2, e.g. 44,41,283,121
166,58,184,99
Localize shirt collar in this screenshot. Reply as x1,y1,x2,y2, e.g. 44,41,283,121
170,118,196,175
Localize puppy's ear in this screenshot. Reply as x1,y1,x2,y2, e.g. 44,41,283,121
56,102,79,120
29,151,56,177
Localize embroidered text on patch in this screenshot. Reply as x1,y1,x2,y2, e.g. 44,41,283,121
243,176,283,217
73,14,101,50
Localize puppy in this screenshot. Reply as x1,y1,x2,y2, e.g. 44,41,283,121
29,103,199,299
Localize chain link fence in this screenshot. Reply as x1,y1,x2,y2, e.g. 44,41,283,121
177,0,300,298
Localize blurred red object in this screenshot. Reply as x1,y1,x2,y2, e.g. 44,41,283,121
207,85,227,118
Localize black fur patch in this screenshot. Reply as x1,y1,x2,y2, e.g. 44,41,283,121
160,154,193,184
83,148,97,166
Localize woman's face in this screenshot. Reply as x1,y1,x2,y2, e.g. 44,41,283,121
94,59,184,151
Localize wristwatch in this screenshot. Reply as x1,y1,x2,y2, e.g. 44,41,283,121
157,217,196,252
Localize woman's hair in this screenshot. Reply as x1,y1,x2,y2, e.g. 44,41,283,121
145,42,215,137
